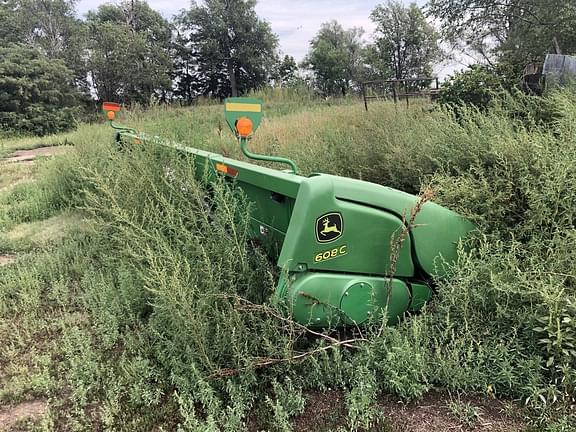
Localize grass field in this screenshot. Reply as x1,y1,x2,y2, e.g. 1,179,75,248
0,89,575,431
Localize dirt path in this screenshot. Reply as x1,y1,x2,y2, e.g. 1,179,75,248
0,254,16,266
379,392,524,432
0,400,46,430
290,390,524,432
3,146,68,163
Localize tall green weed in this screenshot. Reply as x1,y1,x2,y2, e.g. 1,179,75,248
3,89,576,429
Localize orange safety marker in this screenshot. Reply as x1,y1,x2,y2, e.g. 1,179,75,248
102,102,121,120
235,117,253,138
215,163,238,177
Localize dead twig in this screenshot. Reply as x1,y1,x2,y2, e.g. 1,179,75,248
204,293,368,379
379,185,436,337
207,338,362,379
208,293,367,349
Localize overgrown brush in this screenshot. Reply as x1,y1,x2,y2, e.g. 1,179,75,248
2,89,576,430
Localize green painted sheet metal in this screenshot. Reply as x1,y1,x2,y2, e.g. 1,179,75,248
170,144,303,199
411,205,475,277
112,98,475,328
408,282,433,312
148,139,302,256
224,97,263,136
309,174,475,278
278,175,415,277
281,272,412,328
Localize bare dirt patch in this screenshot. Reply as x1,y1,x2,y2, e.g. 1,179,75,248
0,255,16,266
0,400,46,430
380,391,524,432
3,146,68,163
289,390,524,432
291,390,347,431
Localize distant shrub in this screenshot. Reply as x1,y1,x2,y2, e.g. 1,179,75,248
438,64,514,110
0,44,80,136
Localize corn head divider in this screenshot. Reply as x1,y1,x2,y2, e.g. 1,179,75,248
103,98,475,328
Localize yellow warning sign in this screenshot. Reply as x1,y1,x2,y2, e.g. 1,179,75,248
225,103,262,113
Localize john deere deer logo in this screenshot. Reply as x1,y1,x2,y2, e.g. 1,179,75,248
315,212,343,243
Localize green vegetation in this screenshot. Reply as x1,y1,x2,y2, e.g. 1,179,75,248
428,0,576,70
174,0,279,99
85,1,172,105
301,21,365,97
1,90,576,430
447,397,482,427
0,44,80,136
370,1,440,80
3,0,576,135
436,64,514,109
2,0,576,428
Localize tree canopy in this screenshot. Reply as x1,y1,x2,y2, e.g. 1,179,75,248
175,0,278,99
7,0,565,135
85,0,172,105
302,21,365,96
0,44,80,135
0,0,88,89
275,55,299,87
370,1,440,80
427,0,576,67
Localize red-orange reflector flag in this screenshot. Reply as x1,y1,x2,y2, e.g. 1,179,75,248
102,102,121,112
215,163,238,177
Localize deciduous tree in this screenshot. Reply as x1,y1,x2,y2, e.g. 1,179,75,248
0,0,88,91
302,21,365,96
0,44,79,135
86,0,172,105
175,0,278,98
370,1,440,80
426,0,576,67
275,55,298,87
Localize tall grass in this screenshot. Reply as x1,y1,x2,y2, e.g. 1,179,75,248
1,89,576,430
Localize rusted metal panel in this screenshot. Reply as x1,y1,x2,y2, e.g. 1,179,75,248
543,54,576,86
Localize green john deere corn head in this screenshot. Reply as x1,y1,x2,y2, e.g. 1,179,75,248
103,98,475,328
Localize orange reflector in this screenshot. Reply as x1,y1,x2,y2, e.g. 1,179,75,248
236,117,253,138
102,102,121,112
107,111,116,120
215,163,238,177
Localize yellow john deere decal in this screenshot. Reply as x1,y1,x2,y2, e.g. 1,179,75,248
224,103,262,113
315,212,343,243
314,245,348,263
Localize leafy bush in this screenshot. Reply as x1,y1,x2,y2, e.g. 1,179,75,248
437,64,514,109
0,44,80,136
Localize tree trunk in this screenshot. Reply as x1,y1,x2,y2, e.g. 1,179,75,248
228,59,238,97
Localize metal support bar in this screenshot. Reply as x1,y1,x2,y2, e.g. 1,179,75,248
239,137,299,174
108,120,137,135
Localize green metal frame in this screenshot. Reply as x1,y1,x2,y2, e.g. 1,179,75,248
105,98,475,328
239,137,299,174
224,97,299,173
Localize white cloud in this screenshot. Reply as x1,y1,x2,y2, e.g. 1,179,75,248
254,0,380,61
